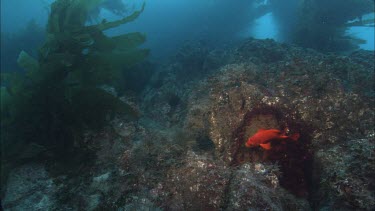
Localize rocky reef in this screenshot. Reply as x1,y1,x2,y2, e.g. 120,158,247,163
2,38,374,210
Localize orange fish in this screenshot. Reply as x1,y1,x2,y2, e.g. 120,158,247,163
245,128,300,150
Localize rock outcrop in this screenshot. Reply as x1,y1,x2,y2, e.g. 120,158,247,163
2,39,374,210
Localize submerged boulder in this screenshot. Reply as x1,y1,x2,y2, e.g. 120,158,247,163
120,38,373,210
181,38,374,209
3,164,57,210
2,39,373,210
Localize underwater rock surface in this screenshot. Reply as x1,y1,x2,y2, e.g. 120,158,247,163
3,164,57,210
2,39,374,210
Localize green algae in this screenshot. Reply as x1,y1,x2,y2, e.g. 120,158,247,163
1,0,148,164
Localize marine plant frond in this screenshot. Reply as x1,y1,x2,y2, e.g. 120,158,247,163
95,2,146,31
17,51,39,73
64,0,105,28
1,0,148,165
111,32,147,50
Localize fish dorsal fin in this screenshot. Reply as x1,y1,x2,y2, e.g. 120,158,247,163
259,143,272,150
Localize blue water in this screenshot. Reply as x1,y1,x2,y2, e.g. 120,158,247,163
0,0,51,33
2,0,373,63
245,12,278,41
345,13,375,51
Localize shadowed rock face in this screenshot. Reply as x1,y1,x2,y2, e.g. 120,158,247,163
3,39,374,210
184,62,316,200
184,39,373,209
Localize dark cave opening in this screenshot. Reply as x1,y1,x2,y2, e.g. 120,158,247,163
194,134,215,152
231,106,314,198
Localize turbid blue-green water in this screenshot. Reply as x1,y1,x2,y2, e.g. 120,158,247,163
1,1,374,210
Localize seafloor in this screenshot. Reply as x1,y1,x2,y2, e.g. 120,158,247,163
2,38,375,210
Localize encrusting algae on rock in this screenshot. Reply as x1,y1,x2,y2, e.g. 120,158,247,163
1,22,374,210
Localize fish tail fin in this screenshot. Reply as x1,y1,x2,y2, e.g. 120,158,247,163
260,143,272,150
290,133,300,141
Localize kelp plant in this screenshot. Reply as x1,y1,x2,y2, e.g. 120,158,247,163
292,0,374,51
1,0,149,163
